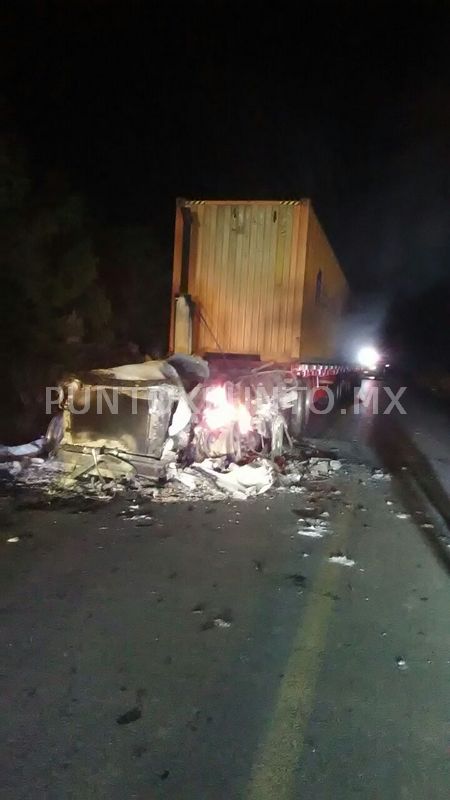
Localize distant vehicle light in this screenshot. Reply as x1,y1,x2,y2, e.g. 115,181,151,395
357,345,380,370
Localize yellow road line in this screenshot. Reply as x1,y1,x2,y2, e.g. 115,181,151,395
245,515,352,800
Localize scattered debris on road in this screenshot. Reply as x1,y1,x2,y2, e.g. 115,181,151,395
116,706,142,725
328,554,356,567
296,525,326,538
214,616,232,629
0,431,354,507
308,459,331,477
192,459,274,500
215,609,234,627
371,469,391,481
200,609,234,629
296,514,331,538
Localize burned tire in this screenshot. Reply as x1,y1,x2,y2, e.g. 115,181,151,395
290,383,311,439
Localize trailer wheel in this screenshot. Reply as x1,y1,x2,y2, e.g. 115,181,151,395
305,389,312,429
290,383,310,439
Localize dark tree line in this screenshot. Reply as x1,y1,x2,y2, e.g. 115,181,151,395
0,135,110,355
0,135,171,441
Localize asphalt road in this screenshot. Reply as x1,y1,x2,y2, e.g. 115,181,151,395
0,381,449,799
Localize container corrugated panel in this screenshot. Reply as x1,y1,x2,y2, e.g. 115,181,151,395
183,200,309,361
171,199,349,363
299,205,349,361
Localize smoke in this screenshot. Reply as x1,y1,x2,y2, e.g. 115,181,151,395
337,295,389,363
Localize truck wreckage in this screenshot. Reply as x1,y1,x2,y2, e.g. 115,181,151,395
53,354,210,483
0,353,348,500
1,199,363,498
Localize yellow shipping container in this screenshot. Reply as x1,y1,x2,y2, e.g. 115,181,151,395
170,199,349,363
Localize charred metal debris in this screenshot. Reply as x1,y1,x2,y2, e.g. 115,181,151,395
0,356,344,502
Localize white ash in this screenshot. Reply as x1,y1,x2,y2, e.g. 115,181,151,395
328,555,355,567
296,528,325,538
214,617,232,629
371,470,391,481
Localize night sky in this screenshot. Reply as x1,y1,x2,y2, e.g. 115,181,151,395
2,1,450,297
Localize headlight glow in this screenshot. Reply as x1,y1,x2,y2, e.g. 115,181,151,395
357,345,380,370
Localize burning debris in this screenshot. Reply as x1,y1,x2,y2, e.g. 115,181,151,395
0,355,353,504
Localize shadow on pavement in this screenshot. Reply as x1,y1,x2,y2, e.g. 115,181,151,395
370,410,450,571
